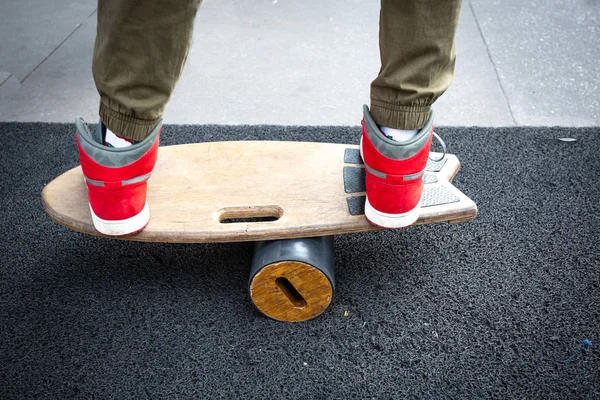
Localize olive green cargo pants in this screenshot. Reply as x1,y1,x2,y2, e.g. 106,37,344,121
93,0,462,141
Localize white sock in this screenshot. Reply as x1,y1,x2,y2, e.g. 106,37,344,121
380,126,419,142
104,128,135,148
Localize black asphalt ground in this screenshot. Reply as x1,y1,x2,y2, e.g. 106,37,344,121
1,123,599,399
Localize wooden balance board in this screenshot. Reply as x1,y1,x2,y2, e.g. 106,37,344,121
42,141,477,322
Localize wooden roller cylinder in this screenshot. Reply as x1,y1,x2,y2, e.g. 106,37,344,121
249,237,335,322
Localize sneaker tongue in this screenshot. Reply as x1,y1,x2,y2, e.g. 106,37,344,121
94,121,106,144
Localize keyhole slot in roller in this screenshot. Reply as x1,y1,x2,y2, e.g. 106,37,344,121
275,278,307,309
218,205,283,224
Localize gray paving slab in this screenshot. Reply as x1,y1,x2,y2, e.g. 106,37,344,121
0,71,12,87
0,0,96,83
433,4,514,126
167,0,511,127
470,0,600,126
165,0,379,126
1,0,593,127
0,0,507,127
0,18,97,122
0,74,21,95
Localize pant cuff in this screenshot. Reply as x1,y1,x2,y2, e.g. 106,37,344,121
369,99,431,130
99,101,161,142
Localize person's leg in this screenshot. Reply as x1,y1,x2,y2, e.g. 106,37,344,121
75,0,203,236
360,0,462,228
370,0,463,131
93,0,203,141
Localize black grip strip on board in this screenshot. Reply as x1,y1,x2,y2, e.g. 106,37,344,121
343,167,366,194
346,196,366,216
343,148,363,165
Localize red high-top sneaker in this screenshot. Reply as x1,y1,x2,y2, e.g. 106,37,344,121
75,118,161,236
360,105,438,228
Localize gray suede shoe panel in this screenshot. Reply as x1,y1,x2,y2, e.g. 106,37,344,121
362,105,434,161
94,122,104,144
75,117,161,168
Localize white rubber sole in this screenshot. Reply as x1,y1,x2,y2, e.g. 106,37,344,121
365,197,421,229
90,201,150,236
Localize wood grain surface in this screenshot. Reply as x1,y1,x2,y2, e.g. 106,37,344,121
42,141,477,243
249,261,333,322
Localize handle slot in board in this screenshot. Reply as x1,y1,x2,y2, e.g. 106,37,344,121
218,205,283,224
